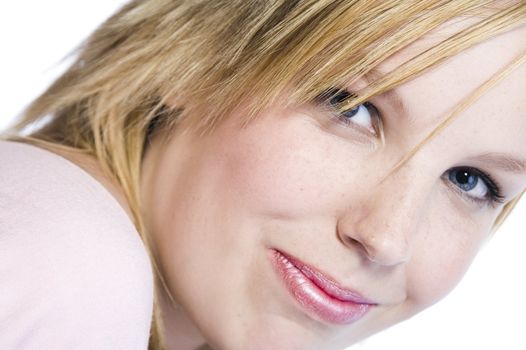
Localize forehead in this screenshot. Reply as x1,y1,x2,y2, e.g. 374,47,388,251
375,19,526,150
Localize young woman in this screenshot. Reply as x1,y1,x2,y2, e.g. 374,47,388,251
1,1,525,349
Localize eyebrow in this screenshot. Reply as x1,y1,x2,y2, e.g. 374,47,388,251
469,152,526,174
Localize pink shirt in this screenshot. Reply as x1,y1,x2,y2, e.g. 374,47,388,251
0,140,153,349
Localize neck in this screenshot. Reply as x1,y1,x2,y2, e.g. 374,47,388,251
157,281,209,350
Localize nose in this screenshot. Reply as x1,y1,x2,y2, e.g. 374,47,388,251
337,165,429,267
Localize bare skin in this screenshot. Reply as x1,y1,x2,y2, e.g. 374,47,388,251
35,143,135,222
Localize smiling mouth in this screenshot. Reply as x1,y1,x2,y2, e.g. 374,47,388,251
269,249,375,325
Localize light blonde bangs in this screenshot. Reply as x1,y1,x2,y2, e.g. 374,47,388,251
1,1,525,349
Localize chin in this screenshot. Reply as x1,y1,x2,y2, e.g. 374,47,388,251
203,319,325,350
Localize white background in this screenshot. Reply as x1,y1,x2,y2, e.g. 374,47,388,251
1,2,524,349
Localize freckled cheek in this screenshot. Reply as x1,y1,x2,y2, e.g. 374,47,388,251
216,120,353,218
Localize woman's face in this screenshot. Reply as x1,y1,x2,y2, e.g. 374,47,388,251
140,23,526,350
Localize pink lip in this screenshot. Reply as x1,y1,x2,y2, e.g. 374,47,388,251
270,249,375,325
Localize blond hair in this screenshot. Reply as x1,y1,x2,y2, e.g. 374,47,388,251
1,1,525,349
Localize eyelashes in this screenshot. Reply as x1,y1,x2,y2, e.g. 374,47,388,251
445,167,505,207
314,87,506,208
316,87,382,138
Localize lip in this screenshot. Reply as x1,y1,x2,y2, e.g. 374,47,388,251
270,249,375,325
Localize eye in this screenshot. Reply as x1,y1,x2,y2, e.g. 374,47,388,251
318,88,382,137
446,167,505,207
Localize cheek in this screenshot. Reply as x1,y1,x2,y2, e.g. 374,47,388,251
406,211,487,308
214,112,354,218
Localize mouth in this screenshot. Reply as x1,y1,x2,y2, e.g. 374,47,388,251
269,249,375,325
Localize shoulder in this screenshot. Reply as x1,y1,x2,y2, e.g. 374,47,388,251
0,141,153,349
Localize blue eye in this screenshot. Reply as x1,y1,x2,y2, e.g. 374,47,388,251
447,167,505,206
320,88,382,137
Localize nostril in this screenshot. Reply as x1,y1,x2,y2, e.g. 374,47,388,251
337,225,410,266
337,230,371,258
